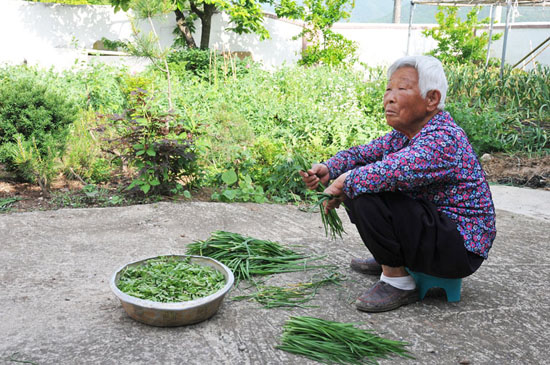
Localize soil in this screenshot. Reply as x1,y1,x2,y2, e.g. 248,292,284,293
1,153,549,213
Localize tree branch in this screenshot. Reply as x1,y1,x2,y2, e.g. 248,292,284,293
190,1,204,20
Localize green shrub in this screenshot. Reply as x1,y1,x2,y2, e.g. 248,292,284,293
0,76,78,176
423,6,503,65
61,62,126,113
6,135,60,193
299,31,358,67
103,89,198,195
167,48,256,82
62,111,117,184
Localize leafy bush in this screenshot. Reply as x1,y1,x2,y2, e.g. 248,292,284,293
103,89,198,195
276,0,358,67
6,135,60,194
61,62,126,113
0,76,78,177
62,111,116,184
167,48,256,82
423,6,502,65
300,31,358,67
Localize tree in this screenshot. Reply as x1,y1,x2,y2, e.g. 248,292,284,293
110,0,275,49
275,0,357,66
423,6,503,65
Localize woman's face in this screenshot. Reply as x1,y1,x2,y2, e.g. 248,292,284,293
383,66,431,138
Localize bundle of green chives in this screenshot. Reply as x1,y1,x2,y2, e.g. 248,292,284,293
232,272,344,308
186,231,331,282
295,155,345,240
278,316,414,365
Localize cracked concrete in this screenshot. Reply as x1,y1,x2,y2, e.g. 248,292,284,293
1,185,549,364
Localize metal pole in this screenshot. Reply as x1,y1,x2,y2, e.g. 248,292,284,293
512,36,550,69
406,2,416,56
500,0,513,79
485,4,495,69
393,0,402,24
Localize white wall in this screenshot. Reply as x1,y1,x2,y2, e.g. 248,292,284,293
0,0,548,71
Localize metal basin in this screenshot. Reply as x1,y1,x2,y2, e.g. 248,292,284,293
110,255,234,327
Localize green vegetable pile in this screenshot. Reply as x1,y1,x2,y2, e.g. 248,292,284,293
278,316,414,364
186,231,330,282
232,272,344,309
116,257,226,303
295,155,345,240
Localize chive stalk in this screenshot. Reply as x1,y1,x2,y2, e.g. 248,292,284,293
232,271,344,308
186,231,332,283
278,316,414,364
295,154,345,239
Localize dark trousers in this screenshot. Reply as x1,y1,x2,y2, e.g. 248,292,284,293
345,192,483,279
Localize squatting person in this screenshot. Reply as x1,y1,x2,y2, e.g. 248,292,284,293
300,55,496,312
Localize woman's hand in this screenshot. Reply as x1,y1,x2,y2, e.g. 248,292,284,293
322,172,350,213
299,163,330,190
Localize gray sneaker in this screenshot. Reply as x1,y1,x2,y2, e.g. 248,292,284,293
350,257,382,275
355,281,419,312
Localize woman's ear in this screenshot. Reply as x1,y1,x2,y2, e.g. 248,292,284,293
426,90,441,111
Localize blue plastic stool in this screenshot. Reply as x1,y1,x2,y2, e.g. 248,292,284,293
406,269,462,302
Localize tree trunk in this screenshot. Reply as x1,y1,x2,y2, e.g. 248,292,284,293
190,2,216,49
174,9,197,48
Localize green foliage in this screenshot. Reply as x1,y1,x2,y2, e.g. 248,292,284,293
27,0,111,4
61,62,126,113
445,64,549,155
7,135,60,193
167,48,256,82
100,37,128,52
0,75,77,175
299,31,358,67
110,0,275,49
62,111,116,184
104,89,198,195
211,168,267,203
423,6,503,65
0,197,21,213
277,0,358,67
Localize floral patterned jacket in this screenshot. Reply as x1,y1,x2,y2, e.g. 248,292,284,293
323,111,496,258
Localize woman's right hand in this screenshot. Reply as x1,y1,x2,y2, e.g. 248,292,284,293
299,163,330,190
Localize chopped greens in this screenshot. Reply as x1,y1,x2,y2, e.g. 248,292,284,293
116,257,226,303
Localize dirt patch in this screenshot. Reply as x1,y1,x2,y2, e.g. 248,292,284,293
481,153,550,190
1,154,549,213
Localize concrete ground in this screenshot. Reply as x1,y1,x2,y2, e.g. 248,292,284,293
1,184,549,365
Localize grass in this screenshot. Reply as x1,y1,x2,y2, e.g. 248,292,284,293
0,197,21,213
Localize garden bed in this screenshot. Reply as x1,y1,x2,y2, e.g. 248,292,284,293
1,153,548,213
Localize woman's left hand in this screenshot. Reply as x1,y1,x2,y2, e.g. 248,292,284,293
323,172,349,213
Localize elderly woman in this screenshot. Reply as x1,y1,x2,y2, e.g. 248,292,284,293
300,55,496,312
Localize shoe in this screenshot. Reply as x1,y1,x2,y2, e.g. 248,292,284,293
350,257,382,275
355,281,419,313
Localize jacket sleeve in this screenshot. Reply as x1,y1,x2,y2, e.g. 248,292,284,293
343,131,460,198
322,132,394,180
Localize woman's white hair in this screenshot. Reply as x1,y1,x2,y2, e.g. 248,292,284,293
387,55,448,110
